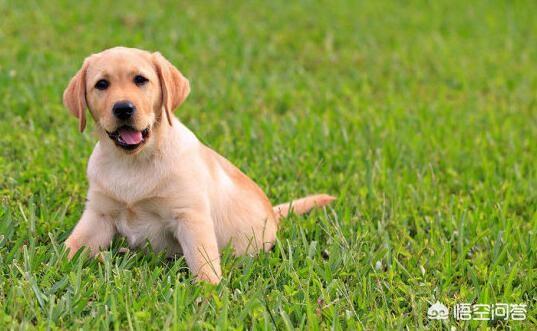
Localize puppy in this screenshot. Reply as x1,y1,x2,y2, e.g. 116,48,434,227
63,47,334,284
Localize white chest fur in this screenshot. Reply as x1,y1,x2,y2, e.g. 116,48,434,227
87,166,182,254
85,130,196,255
113,198,181,254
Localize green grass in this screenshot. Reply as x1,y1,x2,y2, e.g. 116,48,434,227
1,0,536,329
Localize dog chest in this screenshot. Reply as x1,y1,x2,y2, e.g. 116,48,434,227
113,199,181,253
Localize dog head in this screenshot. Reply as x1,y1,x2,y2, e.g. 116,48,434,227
63,47,190,153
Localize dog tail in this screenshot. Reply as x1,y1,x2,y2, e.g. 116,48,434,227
273,194,335,220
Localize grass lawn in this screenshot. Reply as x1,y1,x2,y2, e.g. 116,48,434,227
1,0,536,329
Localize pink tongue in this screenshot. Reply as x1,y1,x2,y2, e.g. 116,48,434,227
119,128,143,145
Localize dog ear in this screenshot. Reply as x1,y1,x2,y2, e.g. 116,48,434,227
152,52,190,126
63,58,90,132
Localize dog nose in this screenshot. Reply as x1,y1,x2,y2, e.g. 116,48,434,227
113,101,136,120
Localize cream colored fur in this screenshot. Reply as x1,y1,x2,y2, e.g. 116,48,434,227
63,47,335,284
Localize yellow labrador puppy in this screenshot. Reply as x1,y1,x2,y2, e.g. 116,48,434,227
63,47,334,284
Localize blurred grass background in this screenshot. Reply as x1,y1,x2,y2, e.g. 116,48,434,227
0,0,536,329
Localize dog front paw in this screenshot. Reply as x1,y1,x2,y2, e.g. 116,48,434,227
196,271,221,285
64,236,81,260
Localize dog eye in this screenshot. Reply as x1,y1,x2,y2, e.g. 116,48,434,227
95,79,109,90
134,75,148,86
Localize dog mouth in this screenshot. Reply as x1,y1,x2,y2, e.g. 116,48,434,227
107,126,150,151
